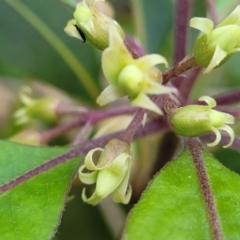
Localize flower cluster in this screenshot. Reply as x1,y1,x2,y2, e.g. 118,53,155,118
14,87,61,125
171,96,235,147
79,139,132,205
64,0,124,50
190,5,240,73
97,23,177,115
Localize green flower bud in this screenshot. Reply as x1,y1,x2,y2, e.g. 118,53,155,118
64,0,124,50
171,96,235,148
190,5,240,73
13,87,61,125
79,139,132,205
9,130,42,146
96,23,177,115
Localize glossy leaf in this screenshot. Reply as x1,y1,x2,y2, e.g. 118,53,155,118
0,140,82,240
124,150,240,239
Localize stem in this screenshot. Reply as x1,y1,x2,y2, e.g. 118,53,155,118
179,67,202,100
172,0,192,88
213,89,240,105
73,122,92,144
186,138,222,240
124,35,145,59
4,0,99,100
118,109,146,144
205,0,218,25
162,56,198,84
40,107,137,143
0,119,168,195
41,117,87,144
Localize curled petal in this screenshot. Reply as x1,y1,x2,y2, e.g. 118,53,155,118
108,153,130,174
82,188,102,205
203,45,227,74
136,54,168,72
219,125,235,148
96,169,126,199
190,17,213,40
78,165,98,184
112,165,132,204
131,93,163,115
207,127,221,147
223,113,235,124
96,85,125,106
199,96,216,108
84,148,106,170
217,5,240,27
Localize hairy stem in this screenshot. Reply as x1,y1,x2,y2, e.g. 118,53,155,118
162,56,198,84
118,109,146,144
173,0,192,88
0,119,168,195
186,138,222,240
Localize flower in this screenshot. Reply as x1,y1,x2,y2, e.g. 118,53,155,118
13,87,61,125
64,0,124,50
190,5,240,73
170,96,235,148
9,130,41,146
79,139,132,205
97,24,177,115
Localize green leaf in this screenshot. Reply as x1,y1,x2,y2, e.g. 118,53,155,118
0,140,82,240
131,0,173,53
124,150,240,239
0,0,100,102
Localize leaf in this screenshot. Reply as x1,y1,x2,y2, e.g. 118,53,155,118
0,0,100,102
0,140,82,240
131,0,173,53
124,149,240,239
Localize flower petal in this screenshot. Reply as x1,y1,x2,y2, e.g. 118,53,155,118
199,96,216,108
219,124,235,148
143,78,177,95
190,17,213,40
217,5,240,27
96,168,126,199
96,85,125,106
84,148,106,170
207,127,221,147
111,162,132,204
78,165,98,184
64,20,85,41
131,93,163,115
135,54,168,72
102,23,131,84
203,44,227,73
82,187,103,205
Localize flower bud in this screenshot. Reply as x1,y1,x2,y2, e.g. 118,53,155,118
64,0,124,50
13,87,61,125
79,139,132,205
171,96,235,148
190,5,240,73
96,23,176,115
9,130,42,146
